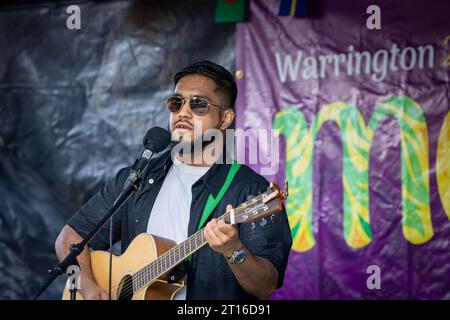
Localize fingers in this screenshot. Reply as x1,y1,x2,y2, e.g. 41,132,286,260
82,290,101,300
204,222,220,245
208,219,237,242
203,204,243,256
79,279,109,300
204,219,228,245
100,289,109,300
217,219,237,237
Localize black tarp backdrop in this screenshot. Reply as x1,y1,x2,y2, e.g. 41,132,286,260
0,0,235,299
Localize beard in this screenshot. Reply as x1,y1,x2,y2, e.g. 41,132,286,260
170,129,227,166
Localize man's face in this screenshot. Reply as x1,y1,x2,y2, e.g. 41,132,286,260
169,74,234,147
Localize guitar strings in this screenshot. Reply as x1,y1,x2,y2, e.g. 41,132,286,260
127,193,269,296
117,229,208,300
115,196,270,300
116,204,270,300
108,192,269,299
114,195,270,300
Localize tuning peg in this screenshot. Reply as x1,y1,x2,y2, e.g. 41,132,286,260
259,218,267,227
251,222,256,231
246,194,255,201
281,180,289,200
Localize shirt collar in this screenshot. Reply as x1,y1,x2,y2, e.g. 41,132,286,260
145,148,234,198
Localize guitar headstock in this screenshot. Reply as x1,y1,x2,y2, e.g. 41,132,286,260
226,180,289,225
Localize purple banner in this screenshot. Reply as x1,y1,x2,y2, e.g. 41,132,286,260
235,0,450,299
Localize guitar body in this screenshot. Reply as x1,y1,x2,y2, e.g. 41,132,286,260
61,181,289,300
62,233,185,300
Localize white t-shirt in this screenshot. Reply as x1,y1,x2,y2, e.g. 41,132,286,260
146,157,209,300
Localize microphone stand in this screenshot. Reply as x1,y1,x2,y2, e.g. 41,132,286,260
34,162,149,300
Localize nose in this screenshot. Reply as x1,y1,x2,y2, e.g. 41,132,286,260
178,98,193,118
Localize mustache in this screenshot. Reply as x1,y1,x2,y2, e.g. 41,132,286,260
173,119,193,128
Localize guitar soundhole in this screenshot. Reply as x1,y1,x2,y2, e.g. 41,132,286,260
117,275,134,300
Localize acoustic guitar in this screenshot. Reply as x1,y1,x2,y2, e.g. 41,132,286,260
62,182,288,300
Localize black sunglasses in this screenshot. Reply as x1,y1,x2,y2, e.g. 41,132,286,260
166,95,230,116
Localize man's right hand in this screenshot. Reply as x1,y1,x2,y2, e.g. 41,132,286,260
79,277,109,300
56,226,110,300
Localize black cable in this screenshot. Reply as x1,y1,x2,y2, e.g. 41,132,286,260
108,216,113,300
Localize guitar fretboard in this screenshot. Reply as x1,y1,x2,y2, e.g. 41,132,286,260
131,192,270,292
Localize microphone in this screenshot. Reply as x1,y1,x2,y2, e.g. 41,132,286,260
123,126,171,190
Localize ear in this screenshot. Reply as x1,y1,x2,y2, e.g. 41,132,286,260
219,109,235,130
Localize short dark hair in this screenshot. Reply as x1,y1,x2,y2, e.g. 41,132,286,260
173,61,237,109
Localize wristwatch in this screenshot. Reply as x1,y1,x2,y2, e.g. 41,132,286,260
225,246,248,265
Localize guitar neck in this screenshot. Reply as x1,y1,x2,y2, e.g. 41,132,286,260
132,227,207,292
132,210,235,292
131,186,283,293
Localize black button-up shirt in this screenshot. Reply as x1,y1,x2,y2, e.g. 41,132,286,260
67,150,292,299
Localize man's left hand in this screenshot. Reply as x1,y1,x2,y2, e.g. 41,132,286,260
204,204,243,258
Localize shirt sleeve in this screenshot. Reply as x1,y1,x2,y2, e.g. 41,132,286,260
237,179,293,289
66,166,130,251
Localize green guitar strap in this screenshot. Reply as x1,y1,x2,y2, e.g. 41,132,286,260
177,161,240,268
196,160,241,232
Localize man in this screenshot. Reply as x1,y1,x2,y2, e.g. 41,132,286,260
55,61,292,300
